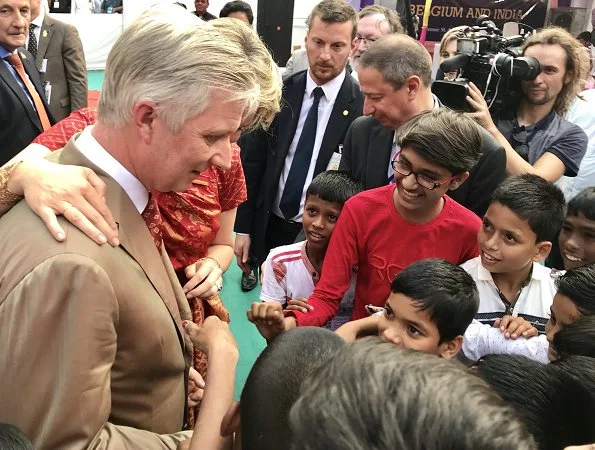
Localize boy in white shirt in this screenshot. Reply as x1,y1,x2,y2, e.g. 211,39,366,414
461,174,567,335
260,171,361,330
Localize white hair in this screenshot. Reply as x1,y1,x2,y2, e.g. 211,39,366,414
98,6,264,133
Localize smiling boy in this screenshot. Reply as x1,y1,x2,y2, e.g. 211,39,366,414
461,174,566,334
251,109,483,331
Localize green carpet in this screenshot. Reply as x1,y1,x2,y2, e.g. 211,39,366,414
88,70,104,91
220,263,266,399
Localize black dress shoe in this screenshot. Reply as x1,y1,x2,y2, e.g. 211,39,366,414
241,267,258,291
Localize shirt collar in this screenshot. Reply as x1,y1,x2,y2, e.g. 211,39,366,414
75,125,149,213
305,68,346,104
0,45,17,59
31,9,44,28
300,241,320,283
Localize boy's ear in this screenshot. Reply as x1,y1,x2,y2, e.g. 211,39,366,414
221,401,241,437
438,335,463,359
447,172,469,191
533,241,552,262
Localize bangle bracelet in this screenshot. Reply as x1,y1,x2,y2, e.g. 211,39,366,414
199,256,221,271
0,161,24,205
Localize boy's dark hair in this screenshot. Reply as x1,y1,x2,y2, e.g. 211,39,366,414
555,263,595,315
0,424,33,450
240,327,345,450
567,187,595,220
477,355,595,450
391,258,479,342
290,340,536,450
577,31,592,42
553,315,595,359
306,171,363,207
490,174,566,242
219,1,254,25
397,109,482,175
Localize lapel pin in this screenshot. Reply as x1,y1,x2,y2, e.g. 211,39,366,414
43,30,48,38
20,52,26,59
343,110,349,116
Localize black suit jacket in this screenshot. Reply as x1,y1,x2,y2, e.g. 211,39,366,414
339,115,506,218
235,70,364,260
0,48,55,165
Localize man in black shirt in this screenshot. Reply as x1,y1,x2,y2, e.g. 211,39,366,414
193,0,217,21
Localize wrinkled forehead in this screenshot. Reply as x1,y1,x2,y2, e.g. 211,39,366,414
358,13,390,37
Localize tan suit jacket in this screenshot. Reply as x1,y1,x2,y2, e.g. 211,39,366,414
0,139,193,449
36,14,88,121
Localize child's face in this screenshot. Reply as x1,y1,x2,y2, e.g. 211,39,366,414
559,213,595,270
545,292,580,361
392,147,466,219
477,202,550,274
301,195,342,252
377,292,460,359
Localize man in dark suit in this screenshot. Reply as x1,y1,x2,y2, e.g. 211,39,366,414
0,0,55,165
234,0,364,291
340,34,506,218
29,0,87,121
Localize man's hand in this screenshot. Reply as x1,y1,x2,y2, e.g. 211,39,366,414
187,367,205,408
494,315,538,340
234,234,252,273
9,158,119,246
183,258,223,300
182,316,238,358
465,82,498,135
285,297,313,313
247,302,291,341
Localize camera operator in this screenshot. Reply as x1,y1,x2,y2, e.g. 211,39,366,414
467,27,587,182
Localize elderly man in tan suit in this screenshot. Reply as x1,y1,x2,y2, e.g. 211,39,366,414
0,6,279,450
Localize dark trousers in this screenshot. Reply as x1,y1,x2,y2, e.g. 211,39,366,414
249,213,303,268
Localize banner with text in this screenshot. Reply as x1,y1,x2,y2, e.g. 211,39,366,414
410,0,548,42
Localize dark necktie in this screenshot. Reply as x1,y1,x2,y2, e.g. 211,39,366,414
28,24,38,59
4,53,50,130
142,193,163,251
279,86,325,219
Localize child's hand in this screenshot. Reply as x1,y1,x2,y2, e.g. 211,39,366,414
187,366,205,408
286,297,313,313
182,316,238,356
247,302,287,341
494,315,538,340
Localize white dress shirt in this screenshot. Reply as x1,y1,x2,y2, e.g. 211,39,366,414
26,9,44,51
76,126,149,213
272,69,347,222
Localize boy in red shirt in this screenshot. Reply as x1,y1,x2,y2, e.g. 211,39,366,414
250,108,483,331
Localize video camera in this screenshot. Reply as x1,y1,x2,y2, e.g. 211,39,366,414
432,16,541,118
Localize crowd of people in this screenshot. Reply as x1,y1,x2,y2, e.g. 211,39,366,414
0,0,595,448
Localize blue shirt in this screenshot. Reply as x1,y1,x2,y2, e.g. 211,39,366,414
0,44,34,106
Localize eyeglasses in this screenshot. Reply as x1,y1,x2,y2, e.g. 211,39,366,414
354,35,378,46
391,150,459,190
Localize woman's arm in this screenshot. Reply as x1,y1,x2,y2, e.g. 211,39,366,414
206,208,237,272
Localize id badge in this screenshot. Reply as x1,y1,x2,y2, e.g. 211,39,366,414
326,152,342,171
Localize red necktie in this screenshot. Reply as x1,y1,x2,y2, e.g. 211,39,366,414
4,53,51,131
142,193,163,251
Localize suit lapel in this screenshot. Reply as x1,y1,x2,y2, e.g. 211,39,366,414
314,75,358,175
57,139,187,348
36,18,53,67
0,53,43,131
367,121,395,187
273,73,307,180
